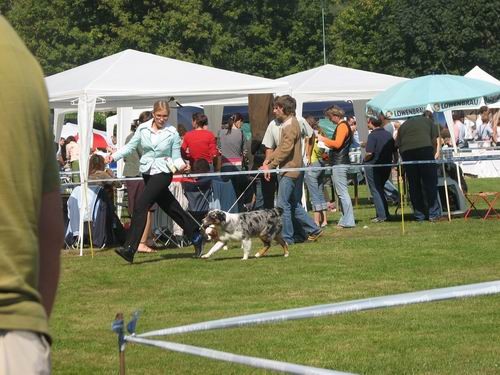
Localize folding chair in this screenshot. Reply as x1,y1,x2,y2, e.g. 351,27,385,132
464,192,500,220
151,208,182,248
150,181,190,248
64,185,102,249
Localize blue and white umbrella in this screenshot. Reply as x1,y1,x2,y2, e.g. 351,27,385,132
366,74,500,119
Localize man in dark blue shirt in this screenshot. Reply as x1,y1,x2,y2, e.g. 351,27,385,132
364,116,396,222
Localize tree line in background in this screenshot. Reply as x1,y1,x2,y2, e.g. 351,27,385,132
1,0,498,79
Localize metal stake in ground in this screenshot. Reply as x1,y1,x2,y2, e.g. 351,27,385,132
112,312,126,375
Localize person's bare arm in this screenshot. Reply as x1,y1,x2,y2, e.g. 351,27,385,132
261,148,275,181
363,152,374,163
433,137,440,159
265,148,274,161
492,110,499,144
38,189,64,318
213,155,220,172
305,135,314,165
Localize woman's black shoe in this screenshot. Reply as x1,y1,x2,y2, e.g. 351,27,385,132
115,246,135,264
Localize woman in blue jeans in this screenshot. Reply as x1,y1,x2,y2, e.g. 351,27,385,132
304,124,328,227
317,106,356,228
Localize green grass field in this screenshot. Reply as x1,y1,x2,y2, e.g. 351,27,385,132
51,178,500,374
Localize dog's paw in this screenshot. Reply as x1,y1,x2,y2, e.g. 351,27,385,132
284,253,289,257
241,256,249,261
201,254,210,259
223,245,228,251
254,252,261,258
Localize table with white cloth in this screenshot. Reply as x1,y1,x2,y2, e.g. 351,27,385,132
458,146,500,178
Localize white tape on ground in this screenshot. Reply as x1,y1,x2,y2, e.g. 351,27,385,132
125,336,354,375
138,280,500,338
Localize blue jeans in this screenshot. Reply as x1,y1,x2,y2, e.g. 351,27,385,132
304,161,328,212
331,165,355,227
365,165,391,220
292,172,307,242
277,175,320,244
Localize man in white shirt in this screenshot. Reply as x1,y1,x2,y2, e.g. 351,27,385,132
262,98,315,244
262,116,313,162
475,106,493,141
452,110,467,148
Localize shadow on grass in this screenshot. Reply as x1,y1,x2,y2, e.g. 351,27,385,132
462,208,499,220
128,251,195,265
132,252,286,264
390,213,415,222
206,253,287,261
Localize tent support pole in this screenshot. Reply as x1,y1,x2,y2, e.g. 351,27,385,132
397,161,405,234
441,162,452,221
436,122,452,221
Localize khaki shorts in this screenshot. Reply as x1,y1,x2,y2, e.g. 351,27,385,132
0,330,51,374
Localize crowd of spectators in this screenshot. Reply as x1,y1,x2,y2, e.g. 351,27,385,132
58,99,498,254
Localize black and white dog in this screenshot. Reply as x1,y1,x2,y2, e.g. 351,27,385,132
201,208,289,260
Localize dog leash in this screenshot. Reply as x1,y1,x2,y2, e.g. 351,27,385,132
184,170,263,235
227,170,262,213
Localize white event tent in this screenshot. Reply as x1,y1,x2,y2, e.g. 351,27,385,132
465,66,500,86
464,66,500,110
47,49,288,177
46,49,288,253
276,64,408,141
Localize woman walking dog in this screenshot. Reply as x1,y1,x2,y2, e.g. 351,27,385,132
107,100,203,263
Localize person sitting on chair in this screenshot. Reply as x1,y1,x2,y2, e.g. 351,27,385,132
182,159,215,225
88,153,122,204
181,113,219,171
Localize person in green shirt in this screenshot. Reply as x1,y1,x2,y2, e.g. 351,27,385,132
0,16,64,374
395,114,441,222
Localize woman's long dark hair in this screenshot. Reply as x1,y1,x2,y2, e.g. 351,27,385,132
192,112,208,129
65,135,76,144
131,111,153,131
138,110,153,124
226,113,243,135
88,154,106,176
